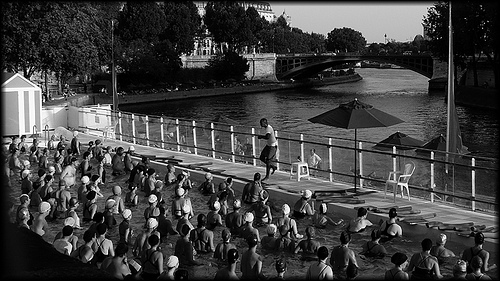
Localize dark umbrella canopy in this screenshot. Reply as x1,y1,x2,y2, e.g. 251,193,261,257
373,131,425,151
416,134,447,154
308,98,404,193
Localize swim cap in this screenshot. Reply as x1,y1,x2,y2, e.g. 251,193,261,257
148,194,158,204
64,217,76,227
244,212,254,223
19,194,29,203
81,176,90,184
282,204,290,215
166,255,179,268
21,169,31,179
453,260,467,274
227,248,239,263
176,187,185,197
112,185,122,195
213,201,221,211
259,190,269,201
391,252,408,266
147,218,158,229
105,199,116,209
267,224,277,235
22,160,30,166
182,203,191,214
39,201,51,213
122,209,132,220
154,180,164,189
302,189,312,199
73,131,78,137
128,146,135,151
437,233,447,244
233,199,241,209
48,166,55,173
205,172,212,179
275,259,287,273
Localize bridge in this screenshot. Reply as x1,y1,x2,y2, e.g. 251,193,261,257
276,53,434,80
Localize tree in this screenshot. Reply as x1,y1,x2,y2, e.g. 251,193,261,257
204,1,243,51
326,27,366,53
207,51,249,81
161,1,201,55
423,1,499,88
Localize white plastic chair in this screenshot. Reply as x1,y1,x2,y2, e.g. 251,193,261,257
385,162,415,202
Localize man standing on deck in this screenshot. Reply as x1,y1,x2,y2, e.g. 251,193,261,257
258,118,277,181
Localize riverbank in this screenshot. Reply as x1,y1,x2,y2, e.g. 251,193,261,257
91,74,362,106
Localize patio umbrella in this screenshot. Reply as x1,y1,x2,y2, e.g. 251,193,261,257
373,131,425,151
308,98,404,193
415,134,447,155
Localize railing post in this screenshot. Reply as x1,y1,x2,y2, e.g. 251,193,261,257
145,115,150,147
118,112,123,141
252,128,256,166
210,123,215,159
471,158,476,211
430,151,435,203
275,130,279,172
300,134,304,162
230,126,235,163
131,114,136,144
328,138,333,182
176,119,180,152
358,141,363,188
392,146,397,173
160,117,164,149
192,120,197,155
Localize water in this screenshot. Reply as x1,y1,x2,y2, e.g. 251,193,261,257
123,68,499,159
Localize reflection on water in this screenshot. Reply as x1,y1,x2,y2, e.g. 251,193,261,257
123,68,499,159
24,158,495,280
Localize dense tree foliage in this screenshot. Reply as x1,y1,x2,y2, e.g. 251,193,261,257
423,1,499,87
326,27,366,53
207,51,249,81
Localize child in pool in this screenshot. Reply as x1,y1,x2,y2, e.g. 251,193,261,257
346,207,373,233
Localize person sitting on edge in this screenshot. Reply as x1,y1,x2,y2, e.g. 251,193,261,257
241,234,266,280
261,224,279,251
306,246,333,280
385,252,409,280
379,208,402,242
241,172,263,205
294,226,322,261
190,213,215,254
141,235,164,281
198,172,216,195
465,256,492,280
250,189,273,227
111,146,125,176
206,201,223,231
225,199,244,237
406,238,442,280
240,211,260,242
461,232,493,274
31,201,51,237
71,230,95,264
215,248,240,280
360,229,387,258
101,242,133,280
214,228,237,262
452,260,468,280
346,207,373,233
330,231,359,280
430,233,456,265
174,224,203,266
132,217,160,258
293,189,315,219
313,203,343,229
53,225,74,255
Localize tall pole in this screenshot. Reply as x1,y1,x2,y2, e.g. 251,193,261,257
445,2,453,172
112,19,118,112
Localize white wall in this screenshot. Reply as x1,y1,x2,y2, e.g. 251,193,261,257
41,105,68,131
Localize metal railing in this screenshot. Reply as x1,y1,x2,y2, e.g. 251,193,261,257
76,108,498,213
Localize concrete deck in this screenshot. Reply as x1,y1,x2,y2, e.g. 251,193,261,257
66,131,498,255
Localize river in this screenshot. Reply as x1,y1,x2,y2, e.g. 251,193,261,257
123,68,498,159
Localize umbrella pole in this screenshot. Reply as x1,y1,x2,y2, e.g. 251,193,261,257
354,129,357,193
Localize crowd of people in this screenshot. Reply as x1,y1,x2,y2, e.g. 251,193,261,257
3,131,496,280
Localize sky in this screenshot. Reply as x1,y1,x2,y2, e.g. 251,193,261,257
269,1,434,43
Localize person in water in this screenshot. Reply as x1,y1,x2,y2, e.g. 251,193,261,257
225,199,244,237
214,248,240,280
461,232,493,274
313,203,343,229
261,224,279,251
346,207,373,233
330,231,358,280
406,238,442,280
384,252,409,280
240,234,266,280
250,189,273,226
306,246,333,280
360,229,387,258
213,228,237,262
465,256,492,280
293,189,315,219
294,226,321,261
378,208,402,242
430,233,456,264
